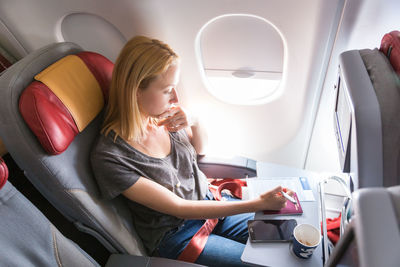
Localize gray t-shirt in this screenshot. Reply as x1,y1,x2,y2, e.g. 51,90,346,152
90,129,208,254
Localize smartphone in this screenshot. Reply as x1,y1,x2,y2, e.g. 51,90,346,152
248,219,297,242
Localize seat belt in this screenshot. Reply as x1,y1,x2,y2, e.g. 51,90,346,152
177,217,219,262
177,179,246,263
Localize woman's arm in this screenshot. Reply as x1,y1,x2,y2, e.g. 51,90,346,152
123,176,287,219
184,116,207,155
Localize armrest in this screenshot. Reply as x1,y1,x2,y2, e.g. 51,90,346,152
105,254,205,267
197,155,257,178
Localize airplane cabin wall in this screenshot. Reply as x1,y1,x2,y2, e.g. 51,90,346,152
306,0,400,172
0,0,346,168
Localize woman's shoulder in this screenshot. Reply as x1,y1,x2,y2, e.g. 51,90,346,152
91,130,125,158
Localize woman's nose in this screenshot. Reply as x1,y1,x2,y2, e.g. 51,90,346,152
170,88,178,103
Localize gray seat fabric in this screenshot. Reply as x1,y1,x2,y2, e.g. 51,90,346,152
339,49,400,188
0,42,146,255
0,180,100,267
359,49,400,187
105,254,205,267
387,185,400,223
352,186,400,267
326,185,400,267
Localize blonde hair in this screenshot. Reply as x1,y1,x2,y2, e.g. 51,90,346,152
102,36,178,141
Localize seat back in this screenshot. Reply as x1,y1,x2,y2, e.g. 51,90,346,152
353,186,400,267
0,42,146,255
336,48,400,189
326,185,400,267
0,157,100,266
359,49,400,187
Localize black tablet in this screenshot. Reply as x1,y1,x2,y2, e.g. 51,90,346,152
248,219,297,242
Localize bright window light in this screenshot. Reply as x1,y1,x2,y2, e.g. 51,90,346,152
207,76,281,104
196,14,285,105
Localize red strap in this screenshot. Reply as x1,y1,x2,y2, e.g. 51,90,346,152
321,214,341,245
327,229,340,245
177,180,245,263
0,157,8,190
208,178,247,200
177,218,219,262
326,215,341,231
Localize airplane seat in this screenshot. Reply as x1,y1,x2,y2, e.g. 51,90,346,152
353,185,400,267
0,156,204,267
0,47,16,156
0,41,257,265
0,41,254,263
358,48,400,187
0,157,100,266
326,185,400,267
337,48,400,188
0,42,146,255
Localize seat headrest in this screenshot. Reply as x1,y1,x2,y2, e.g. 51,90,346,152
0,157,8,190
19,51,113,155
380,30,400,76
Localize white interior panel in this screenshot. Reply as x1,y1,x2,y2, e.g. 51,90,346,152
306,0,400,172
57,13,127,62
0,0,345,168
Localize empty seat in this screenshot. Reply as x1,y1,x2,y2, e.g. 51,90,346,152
1,156,205,267
0,157,100,266
326,185,400,267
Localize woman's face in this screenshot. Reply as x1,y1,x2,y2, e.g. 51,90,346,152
137,63,180,118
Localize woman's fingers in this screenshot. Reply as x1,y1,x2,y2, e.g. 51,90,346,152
157,107,177,121
259,186,282,198
270,186,283,194
256,185,288,210
161,116,186,128
281,187,295,197
166,124,186,132
159,107,190,131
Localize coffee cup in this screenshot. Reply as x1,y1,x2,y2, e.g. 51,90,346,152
291,223,321,259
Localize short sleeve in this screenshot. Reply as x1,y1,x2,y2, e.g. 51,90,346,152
170,129,197,156
90,136,140,200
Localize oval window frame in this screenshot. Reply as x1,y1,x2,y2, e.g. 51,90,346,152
195,14,287,105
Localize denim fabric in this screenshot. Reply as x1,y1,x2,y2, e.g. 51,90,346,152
157,192,254,267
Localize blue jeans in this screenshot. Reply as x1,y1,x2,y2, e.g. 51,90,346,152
157,192,254,267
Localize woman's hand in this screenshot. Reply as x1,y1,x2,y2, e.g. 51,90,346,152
158,106,196,132
158,105,207,155
256,186,289,211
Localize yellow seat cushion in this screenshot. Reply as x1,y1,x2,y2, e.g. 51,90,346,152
35,55,104,131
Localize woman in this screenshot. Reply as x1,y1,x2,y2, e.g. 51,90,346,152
91,36,289,267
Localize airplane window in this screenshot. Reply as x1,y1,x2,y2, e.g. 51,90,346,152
196,14,285,105
56,13,126,62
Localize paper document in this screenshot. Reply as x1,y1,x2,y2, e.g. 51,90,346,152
247,176,315,202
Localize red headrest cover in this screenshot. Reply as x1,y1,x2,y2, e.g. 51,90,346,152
0,157,8,190
19,51,113,155
380,30,400,75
